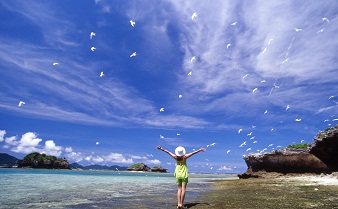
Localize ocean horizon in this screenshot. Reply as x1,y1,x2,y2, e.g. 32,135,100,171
0,168,238,209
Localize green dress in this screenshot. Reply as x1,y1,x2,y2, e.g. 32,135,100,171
174,160,188,179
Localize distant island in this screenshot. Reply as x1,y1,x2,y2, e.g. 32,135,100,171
69,162,128,171
17,152,70,169
0,153,19,168
0,152,167,172
126,163,168,172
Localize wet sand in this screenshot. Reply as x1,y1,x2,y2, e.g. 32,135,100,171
186,174,338,209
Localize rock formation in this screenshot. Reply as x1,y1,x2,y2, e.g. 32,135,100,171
309,126,338,170
239,125,338,178
127,163,151,171
151,166,168,173
17,152,69,169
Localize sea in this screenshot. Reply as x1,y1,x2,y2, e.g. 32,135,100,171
0,168,237,209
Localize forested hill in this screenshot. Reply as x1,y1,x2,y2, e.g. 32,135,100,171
0,153,19,166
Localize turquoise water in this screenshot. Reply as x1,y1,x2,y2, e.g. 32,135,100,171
0,168,237,209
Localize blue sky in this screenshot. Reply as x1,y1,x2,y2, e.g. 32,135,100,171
1,0,338,173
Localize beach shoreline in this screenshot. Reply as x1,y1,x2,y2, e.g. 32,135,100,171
186,173,338,209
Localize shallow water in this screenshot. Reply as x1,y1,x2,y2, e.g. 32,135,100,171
0,168,236,209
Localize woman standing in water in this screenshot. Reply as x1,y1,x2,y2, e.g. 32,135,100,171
156,145,206,209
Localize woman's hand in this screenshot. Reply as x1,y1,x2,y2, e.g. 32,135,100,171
156,146,162,150
199,147,206,152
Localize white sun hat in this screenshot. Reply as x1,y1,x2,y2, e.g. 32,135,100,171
175,146,186,156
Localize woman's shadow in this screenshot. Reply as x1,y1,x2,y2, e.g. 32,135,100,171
184,202,210,208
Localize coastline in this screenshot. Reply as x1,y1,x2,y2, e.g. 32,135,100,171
187,174,338,209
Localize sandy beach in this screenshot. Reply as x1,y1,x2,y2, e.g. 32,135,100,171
186,174,338,209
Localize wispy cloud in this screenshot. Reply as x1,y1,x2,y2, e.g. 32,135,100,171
161,0,338,126
0,35,206,129
2,1,81,47
1,0,337,135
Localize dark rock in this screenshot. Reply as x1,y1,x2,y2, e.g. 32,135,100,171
240,125,338,178
309,126,338,170
243,149,329,174
17,159,70,169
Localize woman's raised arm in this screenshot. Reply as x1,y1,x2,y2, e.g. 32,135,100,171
184,147,206,159
156,146,176,159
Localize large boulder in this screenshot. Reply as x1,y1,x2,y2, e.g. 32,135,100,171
309,126,338,170
239,125,338,178
242,149,329,174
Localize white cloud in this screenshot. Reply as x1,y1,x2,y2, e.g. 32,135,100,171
1,131,64,157
0,130,5,142
103,153,134,164
129,155,161,165
5,136,18,146
65,147,73,153
91,155,105,164
217,165,233,171
69,152,134,165
11,132,42,154
146,159,161,165
316,105,338,114
65,151,83,163
43,140,62,157
84,156,92,162
129,155,147,160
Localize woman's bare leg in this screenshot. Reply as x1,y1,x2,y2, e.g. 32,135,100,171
177,184,182,208
180,183,187,207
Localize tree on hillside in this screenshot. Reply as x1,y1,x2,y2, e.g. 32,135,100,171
18,152,69,169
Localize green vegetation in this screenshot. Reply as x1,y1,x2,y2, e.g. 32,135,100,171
318,127,333,138
18,152,69,169
127,163,150,171
23,152,67,163
129,163,145,169
286,143,309,149
152,166,161,169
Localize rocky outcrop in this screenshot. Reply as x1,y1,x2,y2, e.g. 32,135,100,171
151,166,168,173
17,159,69,169
17,152,70,169
239,125,338,178
127,163,151,171
309,126,338,170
